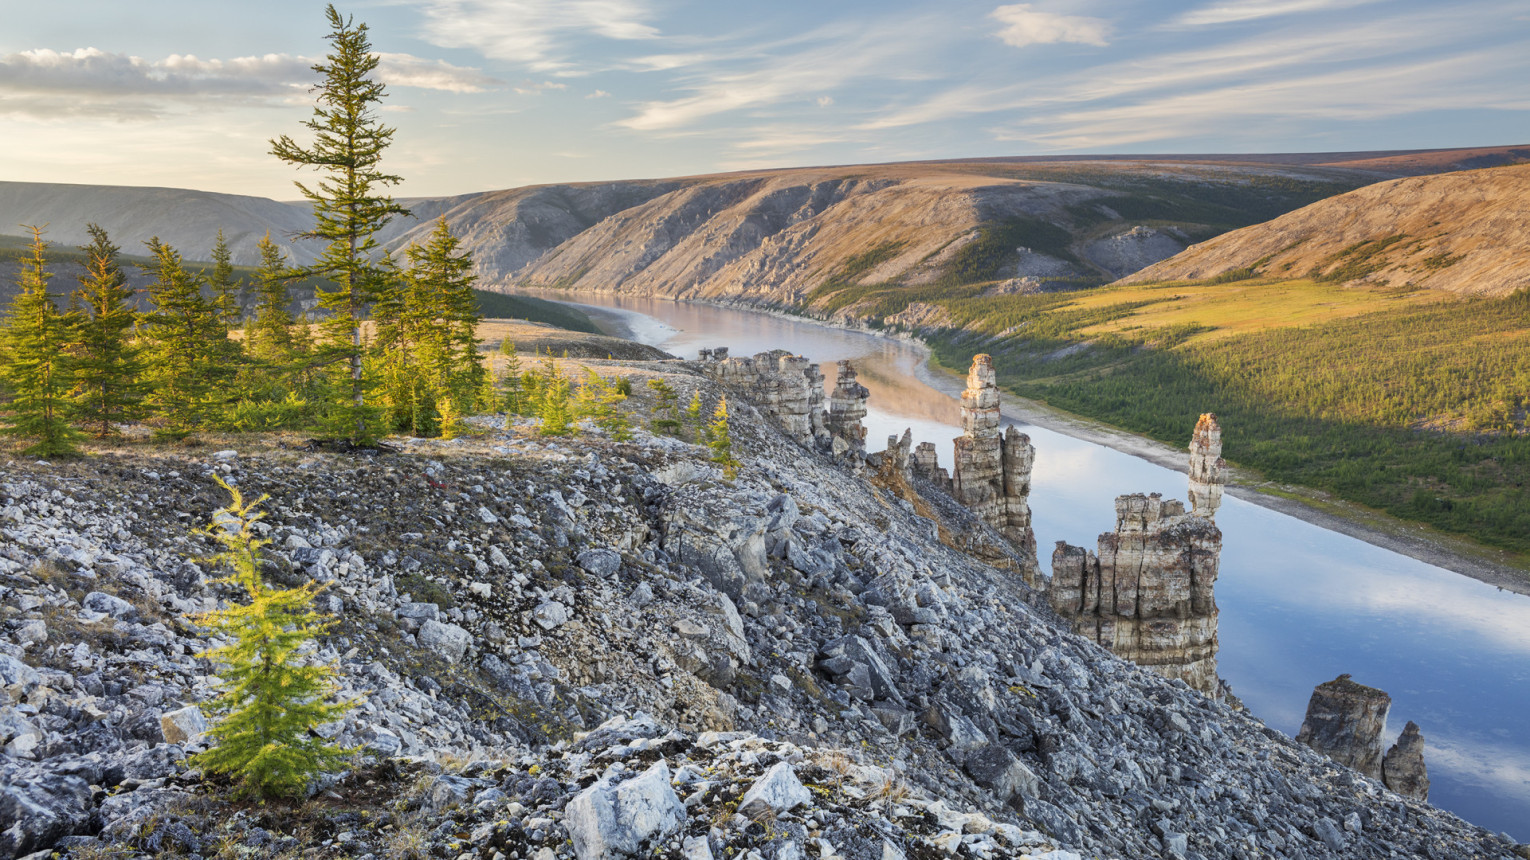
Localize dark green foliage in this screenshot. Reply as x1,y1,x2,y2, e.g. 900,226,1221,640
929,288,1530,555
0,226,81,456
69,225,146,438
209,229,242,326
271,4,409,443
138,238,236,434
474,292,600,333
947,217,1080,282
192,478,353,799
1309,234,1408,282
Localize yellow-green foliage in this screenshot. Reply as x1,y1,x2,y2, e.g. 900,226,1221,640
706,396,739,478
192,477,354,799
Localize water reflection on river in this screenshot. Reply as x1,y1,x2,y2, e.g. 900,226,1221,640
529,292,1530,840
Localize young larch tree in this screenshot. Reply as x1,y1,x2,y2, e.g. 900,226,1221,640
70,224,146,437
0,226,80,456
208,229,242,327
270,4,409,444
139,238,231,434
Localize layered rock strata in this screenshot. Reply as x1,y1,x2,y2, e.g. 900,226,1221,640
949,355,1041,581
1188,413,1226,518
1296,674,1393,779
701,348,829,450
1049,494,1222,695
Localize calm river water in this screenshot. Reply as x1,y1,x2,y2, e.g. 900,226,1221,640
534,292,1530,840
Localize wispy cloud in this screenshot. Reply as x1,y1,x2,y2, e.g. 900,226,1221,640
990,4,1112,47
1170,0,1382,28
417,0,659,73
375,52,501,92
861,0,1528,146
0,46,495,119
616,15,948,133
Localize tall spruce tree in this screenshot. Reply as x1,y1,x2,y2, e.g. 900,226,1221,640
192,478,353,799
70,225,145,437
271,4,408,443
209,229,242,327
0,226,80,456
139,238,230,434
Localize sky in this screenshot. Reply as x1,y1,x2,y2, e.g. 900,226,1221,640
1,0,1527,199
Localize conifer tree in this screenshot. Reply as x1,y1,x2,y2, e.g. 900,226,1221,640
246,233,298,366
209,230,242,327
706,396,740,478
403,218,482,430
684,390,706,442
0,226,80,456
271,4,409,443
70,224,145,438
499,342,525,418
538,375,573,436
646,379,681,436
139,237,232,434
192,478,353,799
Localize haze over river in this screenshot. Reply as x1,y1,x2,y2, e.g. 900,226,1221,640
530,292,1530,840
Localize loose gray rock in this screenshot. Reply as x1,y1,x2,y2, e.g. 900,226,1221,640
566,761,686,859
419,619,472,663
737,762,812,818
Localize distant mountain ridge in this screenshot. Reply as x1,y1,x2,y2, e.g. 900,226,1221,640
4,144,1526,308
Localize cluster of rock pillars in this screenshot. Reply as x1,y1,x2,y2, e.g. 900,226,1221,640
699,347,1430,802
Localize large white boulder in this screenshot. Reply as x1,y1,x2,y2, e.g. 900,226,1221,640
566,761,686,859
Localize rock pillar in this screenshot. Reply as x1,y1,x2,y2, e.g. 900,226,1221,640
950,355,1040,580
1188,413,1225,519
1383,721,1430,801
1295,674,1391,779
1049,493,1222,695
699,349,830,450
827,360,870,458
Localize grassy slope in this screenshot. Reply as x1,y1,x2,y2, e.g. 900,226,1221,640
908,278,1530,558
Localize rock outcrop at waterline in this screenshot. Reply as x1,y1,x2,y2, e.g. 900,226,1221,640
827,360,871,460
949,355,1042,583
1296,674,1392,779
1295,675,1431,801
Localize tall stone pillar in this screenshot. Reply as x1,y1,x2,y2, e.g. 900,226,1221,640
950,355,1040,582
1189,413,1226,519
827,360,870,458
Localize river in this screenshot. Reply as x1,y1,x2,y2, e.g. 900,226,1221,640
528,291,1530,840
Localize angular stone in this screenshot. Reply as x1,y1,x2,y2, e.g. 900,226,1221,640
81,591,135,619
1296,674,1391,780
963,746,1040,805
736,762,812,818
818,635,901,703
419,619,472,663
566,761,686,859
1382,720,1430,801
158,705,207,745
534,601,570,630
578,548,622,578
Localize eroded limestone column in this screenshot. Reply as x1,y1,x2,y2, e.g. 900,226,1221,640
827,359,870,457
1189,413,1226,519
950,354,1040,581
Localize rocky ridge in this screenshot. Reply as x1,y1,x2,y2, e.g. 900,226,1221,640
0,355,1522,859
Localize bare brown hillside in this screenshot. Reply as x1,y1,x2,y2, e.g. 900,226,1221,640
1121,163,1530,296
